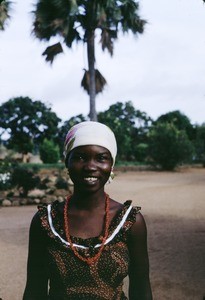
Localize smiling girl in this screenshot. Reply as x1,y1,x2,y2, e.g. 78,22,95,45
23,121,152,300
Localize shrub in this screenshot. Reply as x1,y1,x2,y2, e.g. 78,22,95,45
11,166,40,197
0,172,11,190
0,157,17,190
148,123,193,170
55,176,69,189
39,139,60,163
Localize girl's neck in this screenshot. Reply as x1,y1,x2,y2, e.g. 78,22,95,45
70,190,106,211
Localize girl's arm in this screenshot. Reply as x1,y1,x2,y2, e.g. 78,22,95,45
23,212,49,300
128,212,153,300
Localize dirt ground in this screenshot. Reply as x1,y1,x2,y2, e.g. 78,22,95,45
0,167,204,300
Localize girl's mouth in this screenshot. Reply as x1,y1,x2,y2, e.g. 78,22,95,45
83,177,98,184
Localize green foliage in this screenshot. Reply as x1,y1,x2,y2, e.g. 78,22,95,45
98,101,152,160
1,96,203,169
148,123,194,170
194,123,205,165
11,166,40,196
0,171,11,190
0,156,17,190
0,155,16,172
135,143,149,162
61,115,88,132
0,97,61,155
39,139,60,163
8,134,34,154
0,0,11,30
156,110,195,140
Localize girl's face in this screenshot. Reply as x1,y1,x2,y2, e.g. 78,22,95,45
67,145,113,194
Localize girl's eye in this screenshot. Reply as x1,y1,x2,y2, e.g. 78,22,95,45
72,154,85,161
98,154,110,162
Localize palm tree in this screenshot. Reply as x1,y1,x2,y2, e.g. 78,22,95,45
0,0,11,30
32,0,146,121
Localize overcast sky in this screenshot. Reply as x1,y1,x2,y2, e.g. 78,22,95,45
1,0,205,125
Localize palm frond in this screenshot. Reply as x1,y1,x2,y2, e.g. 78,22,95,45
0,0,11,30
119,1,147,34
81,69,107,95
32,0,81,43
100,29,117,56
42,42,63,63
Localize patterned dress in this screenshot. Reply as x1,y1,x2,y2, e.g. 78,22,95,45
38,200,140,300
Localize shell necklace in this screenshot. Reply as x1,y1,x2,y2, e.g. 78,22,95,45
64,193,110,265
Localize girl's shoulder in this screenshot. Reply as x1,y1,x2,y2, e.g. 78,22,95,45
36,200,65,236
109,197,140,215
37,200,65,215
108,198,141,232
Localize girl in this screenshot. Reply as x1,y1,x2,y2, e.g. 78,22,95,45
23,121,152,300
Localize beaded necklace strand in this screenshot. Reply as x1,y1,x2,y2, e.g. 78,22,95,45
64,193,110,265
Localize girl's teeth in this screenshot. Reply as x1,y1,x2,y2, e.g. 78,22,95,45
84,177,97,182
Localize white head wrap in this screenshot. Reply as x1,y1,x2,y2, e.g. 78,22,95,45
64,121,117,167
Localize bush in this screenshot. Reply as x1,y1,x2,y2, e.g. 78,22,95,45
39,139,60,163
134,143,149,162
0,172,11,190
11,166,40,196
148,123,193,170
0,157,17,190
55,176,69,189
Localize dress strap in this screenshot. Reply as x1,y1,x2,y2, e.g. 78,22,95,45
104,205,132,245
47,203,133,249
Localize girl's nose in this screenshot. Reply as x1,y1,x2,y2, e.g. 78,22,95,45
83,159,97,170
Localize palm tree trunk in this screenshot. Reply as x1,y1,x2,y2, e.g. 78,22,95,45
87,30,97,121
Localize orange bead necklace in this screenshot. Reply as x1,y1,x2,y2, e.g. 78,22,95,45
64,193,110,265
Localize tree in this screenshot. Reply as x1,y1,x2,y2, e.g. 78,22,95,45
98,101,152,160
59,114,88,139
0,0,11,30
0,97,61,155
39,139,60,163
32,0,146,121
155,110,195,140
194,123,205,165
148,123,193,170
